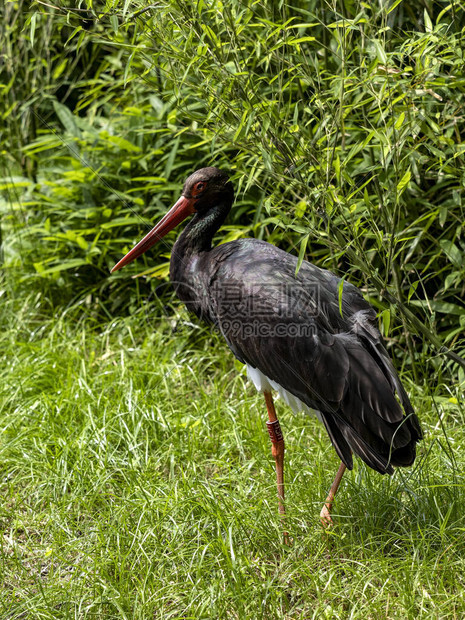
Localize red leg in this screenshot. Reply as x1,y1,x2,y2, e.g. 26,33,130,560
320,462,347,527
264,391,289,544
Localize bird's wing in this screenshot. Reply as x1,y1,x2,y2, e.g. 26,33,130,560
200,239,421,474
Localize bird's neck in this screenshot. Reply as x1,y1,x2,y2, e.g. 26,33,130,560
169,200,230,317
173,200,231,257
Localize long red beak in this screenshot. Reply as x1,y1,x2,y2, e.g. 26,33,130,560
111,196,195,272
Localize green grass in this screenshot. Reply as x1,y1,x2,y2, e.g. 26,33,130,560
1,289,464,619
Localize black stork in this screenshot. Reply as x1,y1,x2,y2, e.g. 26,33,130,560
112,167,422,531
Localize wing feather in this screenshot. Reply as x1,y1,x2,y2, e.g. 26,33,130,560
195,239,422,473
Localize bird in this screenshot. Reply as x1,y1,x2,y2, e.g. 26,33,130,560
112,166,422,533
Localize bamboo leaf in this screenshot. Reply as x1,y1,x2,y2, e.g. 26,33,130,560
440,240,463,268
52,101,81,138
387,0,404,14
381,308,391,337
295,234,309,276
338,276,346,318
397,169,411,195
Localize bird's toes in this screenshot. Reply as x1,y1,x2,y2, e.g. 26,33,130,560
319,504,334,528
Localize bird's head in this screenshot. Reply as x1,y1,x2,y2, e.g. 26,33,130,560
111,167,233,272
182,167,233,213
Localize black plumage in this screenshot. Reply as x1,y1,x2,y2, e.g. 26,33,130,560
173,234,422,474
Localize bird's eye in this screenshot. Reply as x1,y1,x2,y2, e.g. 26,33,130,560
193,181,205,195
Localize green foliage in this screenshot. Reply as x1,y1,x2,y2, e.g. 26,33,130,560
1,1,464,369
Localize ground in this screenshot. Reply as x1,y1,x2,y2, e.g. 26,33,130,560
1,293,464,619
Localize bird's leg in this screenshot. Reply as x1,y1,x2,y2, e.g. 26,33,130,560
264,391,289,544
320,462,347,527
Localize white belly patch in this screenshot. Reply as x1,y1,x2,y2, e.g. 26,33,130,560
246,364,321,421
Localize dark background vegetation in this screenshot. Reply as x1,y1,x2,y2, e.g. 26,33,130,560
1,0,465,617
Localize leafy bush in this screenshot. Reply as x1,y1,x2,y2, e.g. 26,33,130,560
1,0,464,381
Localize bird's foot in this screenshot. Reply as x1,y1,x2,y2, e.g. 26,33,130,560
320,503,334,528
